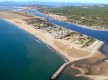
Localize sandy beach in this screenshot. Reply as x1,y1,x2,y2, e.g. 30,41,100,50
0,11,103,61
4,18,95,61
0,11,108,80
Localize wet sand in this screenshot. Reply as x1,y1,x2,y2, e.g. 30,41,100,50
0,11,107,80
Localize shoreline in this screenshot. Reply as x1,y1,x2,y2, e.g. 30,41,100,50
0,11,106,80
1,18,106,80
2,18,104,61
0,10,108,80
1,18,70,62
2,18,73,61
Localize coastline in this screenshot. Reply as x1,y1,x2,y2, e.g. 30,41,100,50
3,19,91,61
1,18,69,62
1,18,70,62
3,18,99,61
3,18,106,80
1,18,71,61
0,11,107,80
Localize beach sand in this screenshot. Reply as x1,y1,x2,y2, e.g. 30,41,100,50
0,11,107,80
4,18,95,61
70,51,108,80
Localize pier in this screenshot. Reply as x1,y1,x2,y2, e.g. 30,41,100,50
51,62,70,80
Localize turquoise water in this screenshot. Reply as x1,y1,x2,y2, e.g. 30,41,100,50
0,19,85,80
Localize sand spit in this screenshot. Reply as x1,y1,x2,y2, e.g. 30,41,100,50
0,11,107,80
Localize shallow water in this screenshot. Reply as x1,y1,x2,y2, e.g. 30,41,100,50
0,19,85,80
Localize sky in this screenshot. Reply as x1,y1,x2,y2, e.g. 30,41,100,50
0,0,108,4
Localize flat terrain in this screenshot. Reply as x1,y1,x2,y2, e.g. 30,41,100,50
0,10,108,80
0,11,27,19
38,5,108,30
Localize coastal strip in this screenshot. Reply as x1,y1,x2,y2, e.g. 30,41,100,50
3,18,103,61
0,11,105,80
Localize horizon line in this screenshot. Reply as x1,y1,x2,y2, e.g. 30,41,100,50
0,1,108,4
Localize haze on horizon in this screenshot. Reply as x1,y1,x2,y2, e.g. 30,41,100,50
0,0,108,4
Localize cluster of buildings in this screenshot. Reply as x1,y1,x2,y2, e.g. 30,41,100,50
24,17,96,48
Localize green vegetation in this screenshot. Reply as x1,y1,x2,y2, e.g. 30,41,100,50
12,11,33,17
39,5,108,30
81,37,96,48
24,17,53,29
24,17,96,48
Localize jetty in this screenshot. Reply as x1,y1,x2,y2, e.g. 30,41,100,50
51,62,70,80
